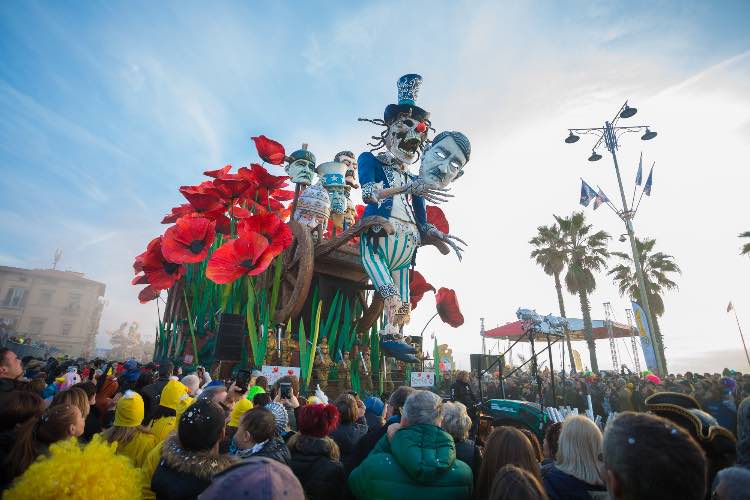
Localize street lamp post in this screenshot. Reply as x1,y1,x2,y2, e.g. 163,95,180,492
565,102,667,375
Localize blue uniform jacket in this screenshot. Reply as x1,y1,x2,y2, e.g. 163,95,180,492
358,151,428,232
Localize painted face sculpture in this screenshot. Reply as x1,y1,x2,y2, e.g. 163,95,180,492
335,151,359,189
384,114,429,165
285,147,316,186
343,195,357,230
419,131,471,188
317,161,349,214
293,182,330,232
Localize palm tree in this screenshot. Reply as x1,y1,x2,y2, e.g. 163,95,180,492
555,212,610,373
529,224,576,372
608,237,680,372
741,231,750,256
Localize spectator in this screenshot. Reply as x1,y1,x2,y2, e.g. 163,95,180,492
0,348,24,392
5,435,141,500
329,393,368,465
266,401,292,440
349,390,473,500
442,401,481,476
347,386,416,474
223,397,252,452
232,407,291,465
149,377,189,443
541,416,607,500
51,386,91,420
519,428,544,463
541,422,562,468
253,392,272,407
151,399,236,499
117,359,141,394
73,381,102,441
451,371,478,425
181,374,201,397
141,362,174,425
738,396,750,469
363,396,385,431
477,426,541,500
2,403,85,486
273,375,300,431
288,403,345,500
199,380,230,417
196,365,212,388
199,456,305,500
603,412,707,500
101,390,157,467
490,464,550,500
247,375,268,402
0,390,44,466
711,466,750,500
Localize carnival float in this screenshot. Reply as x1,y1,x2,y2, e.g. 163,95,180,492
133,74,471,395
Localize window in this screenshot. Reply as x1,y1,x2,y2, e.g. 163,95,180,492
61,322,73,336
38,290,54,306
0,317,18,328
28,318,45,336
65,293,82,314
2,288,27,308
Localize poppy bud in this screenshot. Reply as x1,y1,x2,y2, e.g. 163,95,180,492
415,121,427,133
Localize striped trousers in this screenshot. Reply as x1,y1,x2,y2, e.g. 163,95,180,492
360,219,420,302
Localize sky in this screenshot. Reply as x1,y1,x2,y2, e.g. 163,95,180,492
1,1,749,373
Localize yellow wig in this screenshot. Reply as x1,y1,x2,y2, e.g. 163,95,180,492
6,436,141,500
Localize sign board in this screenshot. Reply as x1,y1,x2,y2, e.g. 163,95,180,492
262,365,301,385
183,354,193,364
410,371,436,387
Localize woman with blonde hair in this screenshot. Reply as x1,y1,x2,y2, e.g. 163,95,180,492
51,386,91,419
441,401,481,476
101,390,157,467
541,415,607,500
476,426,541,500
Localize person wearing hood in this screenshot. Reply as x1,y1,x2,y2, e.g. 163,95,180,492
348,390,473,500
149,377,188,443
101,390,157,467
151,399,236,500
288,403,345,500
117,359,141,394
231,406,291,465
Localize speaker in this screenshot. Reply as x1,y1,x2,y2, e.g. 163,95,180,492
214,313,246,362
470,354,503,375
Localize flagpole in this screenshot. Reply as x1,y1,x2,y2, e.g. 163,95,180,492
732,307,750,369
630,152,641,210
633,161,655,214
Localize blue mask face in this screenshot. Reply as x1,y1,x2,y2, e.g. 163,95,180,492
328,187,347,214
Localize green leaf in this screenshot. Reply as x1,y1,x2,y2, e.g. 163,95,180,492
298,319,308,386
183,289,199,366
269,255,283,320
306,301,322,385
245,277,259,368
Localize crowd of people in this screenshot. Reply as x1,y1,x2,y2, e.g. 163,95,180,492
1,346,749,499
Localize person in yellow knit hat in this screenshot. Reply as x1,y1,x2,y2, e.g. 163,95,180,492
222,396,252,452
100,390,157,468
149,377,188,443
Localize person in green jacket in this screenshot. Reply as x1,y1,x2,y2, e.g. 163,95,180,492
348,389,473,500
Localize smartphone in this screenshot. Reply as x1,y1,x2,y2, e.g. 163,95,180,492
236,369,252,393
280,382,292,399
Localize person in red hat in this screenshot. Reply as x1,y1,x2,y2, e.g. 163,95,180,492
287,403,344,500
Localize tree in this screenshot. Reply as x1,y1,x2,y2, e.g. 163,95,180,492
555,212,610,373
608,237,680,372
740,231,750,256
529,223,576,372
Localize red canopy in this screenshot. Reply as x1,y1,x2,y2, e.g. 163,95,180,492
484,319,635,342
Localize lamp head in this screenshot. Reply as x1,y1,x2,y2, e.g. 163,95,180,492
565,131,580,144
620,104,638,119
588,150,602,162
618,234,627,243
641,128,657,140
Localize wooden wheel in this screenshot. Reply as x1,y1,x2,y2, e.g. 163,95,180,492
273,220,314,324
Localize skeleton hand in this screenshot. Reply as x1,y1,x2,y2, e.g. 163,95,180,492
426,225,467,261
407,178,453,204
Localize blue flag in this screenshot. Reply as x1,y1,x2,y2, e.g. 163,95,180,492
631,301,658,373
643,164,654,196
635,152,643,186
579,179,597,207
593,188,609,210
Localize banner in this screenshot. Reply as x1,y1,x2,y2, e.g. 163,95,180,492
410,371,436,387
631,301,659,373
262,365,301,385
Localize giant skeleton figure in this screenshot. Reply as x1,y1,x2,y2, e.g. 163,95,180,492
358,74,470,362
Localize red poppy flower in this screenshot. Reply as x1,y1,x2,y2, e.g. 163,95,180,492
409,270,436,310
180,181,224,212
204,165,232,178
213,173,253,200
355,205,366,221
206,232,273,284
435,287,464,327
138,285,161,304
252,135,286,165
133,237,186,290
161,216,216,264
239,163,289,191
426,206,449,234
162,204,195,224
238,212,293,259
271,188,295,202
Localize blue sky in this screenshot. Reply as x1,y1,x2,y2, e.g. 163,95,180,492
2,1,749,371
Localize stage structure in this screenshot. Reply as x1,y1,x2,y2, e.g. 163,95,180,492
132,74,471,395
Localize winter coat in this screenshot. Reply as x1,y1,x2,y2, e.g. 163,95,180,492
114,430,158,468
234,437,291,466
82,406,103,442
451,381,477,420
348,424,473,500
346,417,393,475
150,415,177,443
454,438,481,479
141,441,163,500
288,434,345,500
151,435,236,500
141,378,170,425
542,464,608,500
330,422,368,465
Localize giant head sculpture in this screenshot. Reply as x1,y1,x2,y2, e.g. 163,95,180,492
285,145,316,186
419,130,471,189
293,182,330,236
335,150,359,189
317,161,349,215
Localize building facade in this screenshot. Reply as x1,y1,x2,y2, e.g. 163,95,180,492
0,266,106,357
